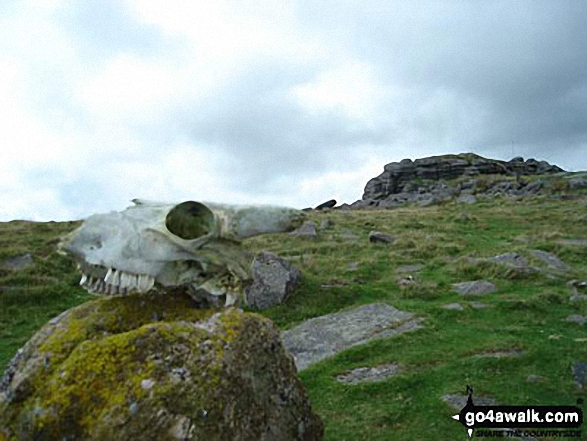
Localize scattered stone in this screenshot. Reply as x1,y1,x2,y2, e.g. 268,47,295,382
319,219,334,230
336,203,351,211
569,280,587,291
455,194,477,204
442,393,498,410
281,303,423,371
396,264,424,274
474,349,523,358
441,303,464,311
524,179,545,194
245,252,302,310
569,177,587,189
339,229,359,241
488,252,528,268
397,276,416,287
568,280,587,302
335,363,401,385
558,238,587,246
0,293,323,440
566,315,587,325
469,301,488,309
452,280,497,297
290,220,318,238
320,281,349,289
529,249,569,272
368,231,397,244
572,362,587,389
1,253,33,271
525,375,547,383
314,199,337,210
456,212,473,222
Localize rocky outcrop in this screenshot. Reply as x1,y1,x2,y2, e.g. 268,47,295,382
350,153,565,209
0,292,323,441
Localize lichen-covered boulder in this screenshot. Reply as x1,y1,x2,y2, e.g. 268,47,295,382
0,292,323,441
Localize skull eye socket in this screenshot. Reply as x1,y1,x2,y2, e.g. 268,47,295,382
165,201,215,240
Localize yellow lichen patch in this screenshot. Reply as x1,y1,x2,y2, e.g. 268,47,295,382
24,310,252,437
31,325,157,435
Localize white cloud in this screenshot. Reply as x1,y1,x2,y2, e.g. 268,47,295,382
290,61,387,121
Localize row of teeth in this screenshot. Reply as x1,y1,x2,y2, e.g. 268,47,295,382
80,268,155,296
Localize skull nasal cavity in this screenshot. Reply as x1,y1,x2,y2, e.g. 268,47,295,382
165,201,215,240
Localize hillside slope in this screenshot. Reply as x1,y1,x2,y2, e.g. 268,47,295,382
1,179,587,440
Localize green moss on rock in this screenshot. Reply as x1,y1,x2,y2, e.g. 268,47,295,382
0,292,323,440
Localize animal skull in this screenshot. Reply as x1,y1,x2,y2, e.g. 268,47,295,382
59,199,306,306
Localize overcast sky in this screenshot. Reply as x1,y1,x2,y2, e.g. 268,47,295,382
1,0,586,221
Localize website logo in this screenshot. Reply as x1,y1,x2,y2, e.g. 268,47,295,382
451,386,583,438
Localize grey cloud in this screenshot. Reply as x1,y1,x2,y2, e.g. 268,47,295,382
174,61,392,190
295,0,587,161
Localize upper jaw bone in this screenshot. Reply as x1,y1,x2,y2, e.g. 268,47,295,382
79,268,156,296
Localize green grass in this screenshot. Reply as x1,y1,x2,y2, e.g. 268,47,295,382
1,188,587,440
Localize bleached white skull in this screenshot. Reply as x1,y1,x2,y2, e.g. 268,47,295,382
59,199,306,307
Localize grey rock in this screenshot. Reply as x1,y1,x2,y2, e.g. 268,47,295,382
397,276,416,287
566,315,587,325
336,203,351,211
572,362,587,389
568,280,587,302
524,179,545,194
469,301,488,309
245,252,302,310
339,229,359,241
314,199,337,210
452,280,497,297
281,303,423,371
488,252,528,268
290,221,318,238
442,393,498,409
455,194,477,204
569,177,587,189
319,219,334,230
396,264,424,274
335,363,401,385
1,254,33,271
441,303,464,311
368,231,397,244
526,375,547,383
529,249,569,272
473,349,523,358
